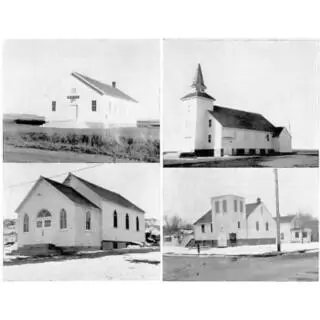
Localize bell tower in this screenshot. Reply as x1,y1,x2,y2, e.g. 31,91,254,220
180,64,218,156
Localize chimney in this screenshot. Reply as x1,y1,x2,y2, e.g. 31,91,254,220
257,197,261,204
112,81,116,88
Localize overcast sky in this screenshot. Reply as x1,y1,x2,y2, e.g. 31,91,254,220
164,168,319,223
163,39,320,150
3,39,160,120
3,163,160,220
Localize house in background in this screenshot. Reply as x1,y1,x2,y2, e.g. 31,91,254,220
3,219,17,245
44,72,139,129
193,195,276,247
277,215,312,243
180,64,292,157
15,173,145,255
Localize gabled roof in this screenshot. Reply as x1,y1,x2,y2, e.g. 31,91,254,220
71,72,138,103
68,174,145,214
273,126,285,137
193,209,212,225
209,106,275,132
273,215,296,223
246,202,260,218
43,177,100,209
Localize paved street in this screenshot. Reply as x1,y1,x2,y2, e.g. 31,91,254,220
163,251,318,281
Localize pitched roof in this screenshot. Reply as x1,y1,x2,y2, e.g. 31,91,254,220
71,72,138,103
273,215,296,223
273,126,285,137
208,106,275,132
69,174,145,213
193,209,212,225
43,177,100,209
246,202,260,218
181,91,216,101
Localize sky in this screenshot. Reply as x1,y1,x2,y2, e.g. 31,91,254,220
164,168,319,223
163,39,320,150
2,39,160,120
3,163,160,220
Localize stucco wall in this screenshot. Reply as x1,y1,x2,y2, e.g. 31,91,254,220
247,204,276,239
16,179,77,248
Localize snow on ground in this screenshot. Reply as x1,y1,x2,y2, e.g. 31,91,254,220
163,242,319,256
3,252,161,281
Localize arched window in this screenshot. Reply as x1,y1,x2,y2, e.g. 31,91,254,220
37,209,52,228
113,210,118,228
125,214,129,230
60,209,67,229
86,211,91,230
23,214,29,232
136,216,139,231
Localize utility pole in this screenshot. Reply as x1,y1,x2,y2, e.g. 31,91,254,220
274,169,281,252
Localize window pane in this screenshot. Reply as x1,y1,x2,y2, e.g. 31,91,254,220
44,220,51,227
37,220,42,228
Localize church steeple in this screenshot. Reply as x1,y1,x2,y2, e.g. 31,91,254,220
191,63,207,92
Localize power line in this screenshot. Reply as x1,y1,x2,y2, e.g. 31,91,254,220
4,163,105,190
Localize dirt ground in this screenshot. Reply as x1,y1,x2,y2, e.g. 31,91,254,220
163,251,318,281
164,150,319,168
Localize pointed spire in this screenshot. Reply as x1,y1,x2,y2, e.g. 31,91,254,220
191,63,207,92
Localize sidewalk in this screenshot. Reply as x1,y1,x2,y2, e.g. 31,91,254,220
163,242,319,257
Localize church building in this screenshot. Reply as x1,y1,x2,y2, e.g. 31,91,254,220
193,195,276,247
181,64,292,157
15,173,145,255
44,72,139,128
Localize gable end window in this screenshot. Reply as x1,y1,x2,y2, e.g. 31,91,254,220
136,216,139,231
256,221,259,231
125,214,130,230
113,210,118,228
86,211,91,230
201,224,205,233
92,100,97,112
60,209,67,229
23,214,29,232
52,101,56,112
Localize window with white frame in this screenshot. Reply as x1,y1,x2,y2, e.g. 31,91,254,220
215,201,220,213
201,224,205,233
92,100,97,112
86,211,91,230
23,214,29,232
60,209,67,229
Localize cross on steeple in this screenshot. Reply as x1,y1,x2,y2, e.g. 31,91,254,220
191,63,207,92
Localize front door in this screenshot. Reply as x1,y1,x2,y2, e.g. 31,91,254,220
35,209,53,244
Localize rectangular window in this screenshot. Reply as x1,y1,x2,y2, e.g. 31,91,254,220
208,134,211,143
211,224,213,233
201,224,205,233
265,222,269,231
238,221,240,229
223,200,227,213
295,231,299,238
44,220,51,227
36,221,42,228
256,221,259,231
92,100,97,112
215,201,220,213
234,200,238,212
209,119,212,128
240,201,243,213
280,232,284,240
302,231,308,238
52,101,56,112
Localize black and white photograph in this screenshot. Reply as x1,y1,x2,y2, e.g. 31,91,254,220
163,40,319,167
163,168,319,281
3,163,160,281
3,39,160,163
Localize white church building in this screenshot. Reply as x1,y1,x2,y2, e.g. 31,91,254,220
44,72,139,128
15,173,145,255
180,64,292,157
193,195,276,247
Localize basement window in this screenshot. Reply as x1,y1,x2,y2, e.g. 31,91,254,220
201,224,205,233
92,100,97,112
